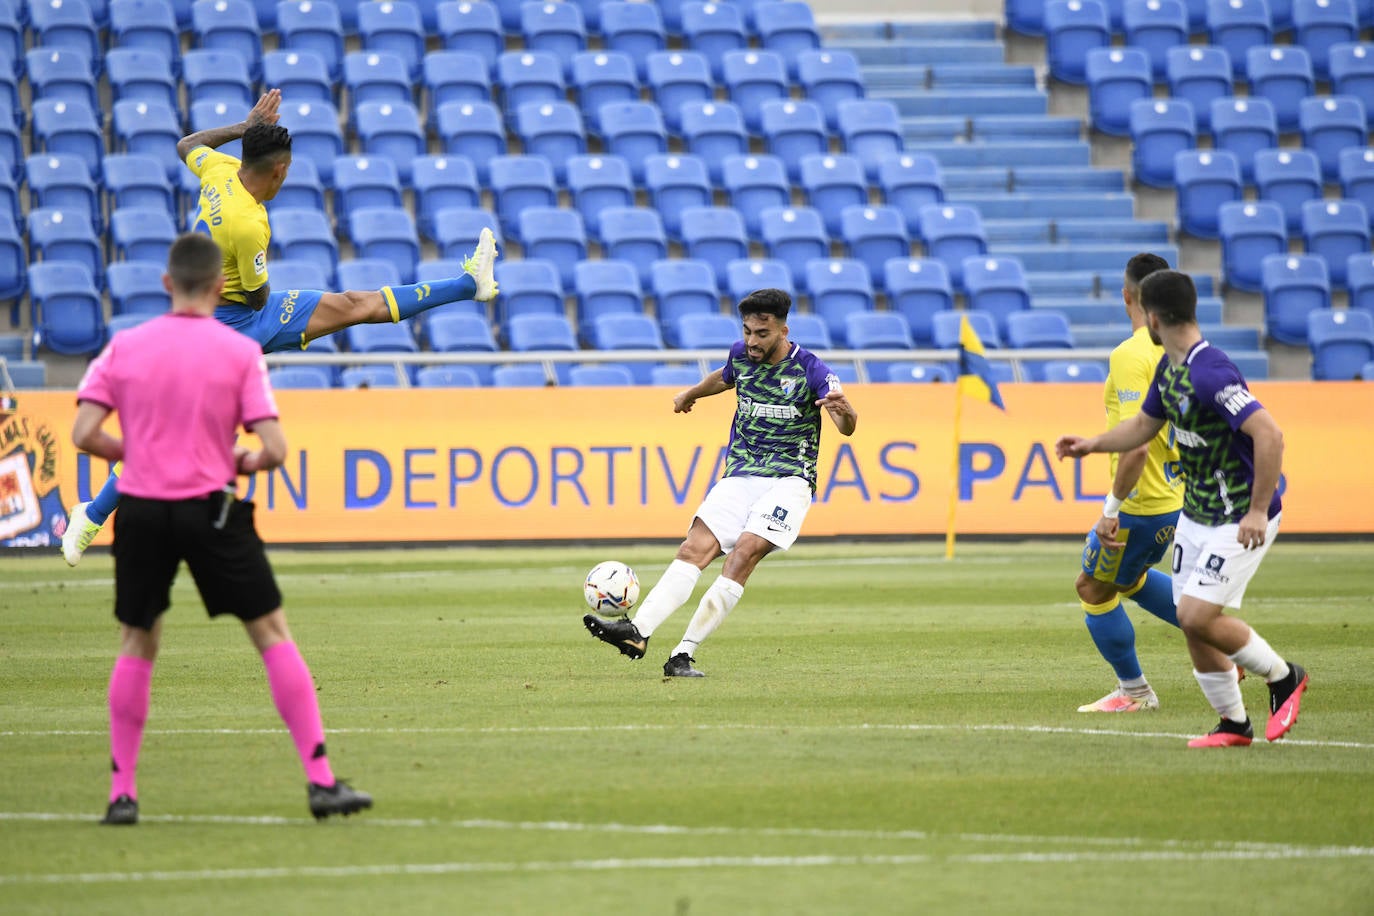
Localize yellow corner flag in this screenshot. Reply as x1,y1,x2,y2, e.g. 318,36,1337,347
947,315,1005,559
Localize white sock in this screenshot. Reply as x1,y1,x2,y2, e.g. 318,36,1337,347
1228,629,1290,683
630,559,702,638
672,576,744,658
1194,669,1248,723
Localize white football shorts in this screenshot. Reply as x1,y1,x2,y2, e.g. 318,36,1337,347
1173,512,1282,608
693,475,814,552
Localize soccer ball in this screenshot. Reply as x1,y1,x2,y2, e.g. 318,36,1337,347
583,561,640,616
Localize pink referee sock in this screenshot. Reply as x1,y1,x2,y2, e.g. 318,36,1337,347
262,641,335,787
108,655,154,803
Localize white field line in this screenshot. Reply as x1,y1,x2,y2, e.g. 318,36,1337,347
2,721,1371,750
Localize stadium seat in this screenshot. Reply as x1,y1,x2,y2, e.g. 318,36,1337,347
806,259,875,342
836,99,905,180
436,0,502,76
570,51,640,134
514,101,586,184
725,259,795,305
414,366,483,388
111,207,177,263
680,0,747,79
277,100,345,183
32,0,102,70
187,99,248,166
491,364,553,387
1085,48,1152,137
1219,201,1287,292
1174,150,1243,238
600,1,666,80
343,50,410,114
435,102,507,183
1255,148,1324,233
596,206,669,288
1245,46,1315,132
191,0,262,80
753,0,820,77
1124,0,1188,81
103,311,157,343
1300,96,1368,182
565,154,634,238
1302,199,1370,287
1129,98,1197,189
423,312,498,364
262,49,332,105
649,364,704,386
410,156,478,242
758,99,828,183
1166,46,1232,134
422,51,492,126
845,312,914,350
840,206,910,289
931,308,1001,350
431,207,501,262
521,0,587,78
1329,43,1374,128
645,51,713,133
111,0,181,67
722,155,791,236
1308,307,1374,378
679,101,749,183
651,258,720,345
0,211,22,317
357,0,424,78
270,365,334,389
28,207,102,285
344,319,419,355
182,48,253,108
796,49,865,131
490,258,561,324
508,313,578,352
112,100,182,182
107,260,170,314
1262,253,1331,343
1006,310,1075,349
277,0,344,79
885,258,953,346
332,155,403,238
106,48,178,109
29,260,105,355
30,100,102,181
1045,0,1111,85
340,366,404,389
349,208,419,284
676,313,741,349
354,101,424,184
885,362,953,383
270,207,338,285
722,50,789,132
1348,253,1374,313
759,207,829,294
1207,0,1272,78
497,50,565,118
1042,359,1109,382
875,154,944,237
786,312,833,350
567,364,635,387
597,101,668,182
679,207,750,290
1211,97,1278,184
919,205,988,290
269,258,329,293
795,154,866,238
26,47,100,117
517,206,588,290
1339,148,1374,230
576,260,647,339
489,155,558,238
1293,0,1358,79
963,257,1032,334
26,154,100,232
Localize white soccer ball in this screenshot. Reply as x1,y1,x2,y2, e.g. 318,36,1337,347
583,561,640,615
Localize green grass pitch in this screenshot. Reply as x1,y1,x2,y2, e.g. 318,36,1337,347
1,540,1371,914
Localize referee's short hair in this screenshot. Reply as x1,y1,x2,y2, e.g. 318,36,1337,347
167,233,224,298
1139,269,1198,326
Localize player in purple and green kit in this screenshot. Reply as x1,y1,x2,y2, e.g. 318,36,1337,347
1057,270,1309,748
584,288,858,677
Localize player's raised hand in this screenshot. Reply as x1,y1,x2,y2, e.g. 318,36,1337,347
246,89,282,128
1055,435,1092,460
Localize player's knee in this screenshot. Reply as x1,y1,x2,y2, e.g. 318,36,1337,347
1075,572,1114,605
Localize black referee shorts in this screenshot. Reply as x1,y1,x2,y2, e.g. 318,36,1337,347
112,492,283,630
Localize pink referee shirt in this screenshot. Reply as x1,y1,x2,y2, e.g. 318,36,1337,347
77,313,279,500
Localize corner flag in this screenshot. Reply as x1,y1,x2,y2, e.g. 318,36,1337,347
956,315,1005,410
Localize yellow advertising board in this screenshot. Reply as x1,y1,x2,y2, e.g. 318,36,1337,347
3,381,1371,549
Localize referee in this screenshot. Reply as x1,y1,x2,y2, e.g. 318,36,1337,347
72,232,371,824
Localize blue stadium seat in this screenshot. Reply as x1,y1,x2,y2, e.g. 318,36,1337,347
680,207,750,291
568,364,635,387
1041,359,1109,382
676,312,740,349
414,366,483,388
1218,201,1287,292
268,258,330,292
1347,252,1374,312
343,50,411,113
1211,97,1278,184
332,155,402,238
29,260,105,355
27,48,99,114
1175,149,1243,238
1245,46,1315,132
340,365,404,389
723,154,791,235
722,49,789,131
786,312,833,350
1085,48,1152,137
1300,96,1367,182
651,258,720,345
106,48,178,109
270,207,338,285
840,206,910,289
186,100,248,170
798,154,866,236
354,101,424,184
489,155,558,238
32,0,101,69
344,319,419,354
681,0,747,80
931,308,1002,350
885,362,953,383
600,1,665,80
107,260,170,314
112,100,182,182
919,205,988,289
191,0,262,80
846,312,914,350
493,258,563,322
111,0,181,67
278,100,345,183
357,0,424,78
597,101,668,182
725,259,795,303
885,258,953,346
349,208,419,283
570,51,640,134
640,153,708,236
759,206,828,294
1166,46,1232,133
435,101,507,183
1255,148,1323,233
26,154,100,232
1293,0,1358,79
497,50,565,117
645,51,713,133
266,161,321,214
649,364,704,386
262,49,332,104
963,256,1032,334
491,364,553,387
1006,309,1075,348
1302,199,1370,287
508,313,578,351
680,101,749,183
0,6,18,79
576,260,647,340
1045,0,1111,85
806,258,875,342
1308,307,1374,378
182,48,253,107
876,154,944,237
278,0,344,79
1130,98,1196,189
1262,253,1330,343
597,207,668,288
111,207,176,263
270,365,335,389
424,314,498,360
796,49,865,131
514,100,586,183
516,206,587,289
431,207,500,262
412,155,479,241
1339,147,1374,228
1329,43,1374,128
521,0,586,78
566,154,634,238
423,51,492,123
28,207,102,285
1207,0,1272,78
836,99,904,180
1124,0,1188,81
436,0,502,76
753,0,820,78
0,211,23,318
105,312,159,344
758,99,828,182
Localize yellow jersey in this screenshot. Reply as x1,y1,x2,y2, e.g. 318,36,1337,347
1104,325,1183,516
185,146,270,305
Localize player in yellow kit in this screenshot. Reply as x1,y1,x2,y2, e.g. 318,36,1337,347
1073,253,1186,713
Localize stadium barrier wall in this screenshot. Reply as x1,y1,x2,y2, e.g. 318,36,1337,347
3,382,1371,549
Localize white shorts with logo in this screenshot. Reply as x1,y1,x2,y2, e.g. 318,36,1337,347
693,475,814,552
1173,512,1282,608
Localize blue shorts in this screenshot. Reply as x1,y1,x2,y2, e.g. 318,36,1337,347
1080,509,1180,588
214,288,323,353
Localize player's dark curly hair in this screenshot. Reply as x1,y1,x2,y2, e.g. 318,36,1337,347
1125,252,1170,288
738,288,791,321
1139,269,1197,326
242,124,292,170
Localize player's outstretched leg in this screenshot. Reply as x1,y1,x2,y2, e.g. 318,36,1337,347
64,463,122,566
380,227,499,323
583,614,648,659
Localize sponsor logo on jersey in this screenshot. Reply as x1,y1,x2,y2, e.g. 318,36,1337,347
253,250,267,276
1117,388,1142,402
1174,427,1208,448
825,373,842,394
1216,383,1255,416
738,396,802,420
764,505,793,533
1197,552,1230,584
195,151,208,169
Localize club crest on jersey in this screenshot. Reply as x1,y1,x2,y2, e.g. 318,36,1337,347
780,377,798,397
